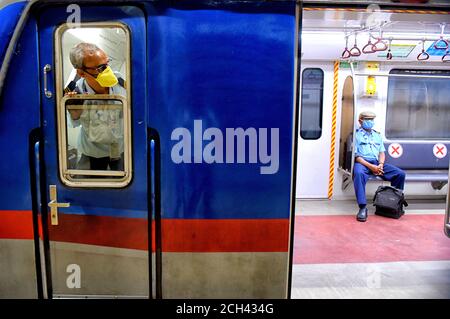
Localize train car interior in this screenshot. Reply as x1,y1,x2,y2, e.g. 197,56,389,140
292,5,450,298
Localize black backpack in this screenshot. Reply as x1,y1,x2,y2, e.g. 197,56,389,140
373,186,408,219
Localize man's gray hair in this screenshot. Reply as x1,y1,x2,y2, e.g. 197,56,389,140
69,43,102,69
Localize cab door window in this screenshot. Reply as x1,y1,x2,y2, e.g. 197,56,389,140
55,24,132,187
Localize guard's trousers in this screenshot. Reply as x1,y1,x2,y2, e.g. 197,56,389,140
353,159,406,206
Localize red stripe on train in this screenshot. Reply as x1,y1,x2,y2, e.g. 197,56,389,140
0,211,289,252
0,210,34,240
162,218,289,252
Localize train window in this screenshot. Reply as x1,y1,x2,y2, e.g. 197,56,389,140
300,68,324,140
55,23,132,187
386,69,450,140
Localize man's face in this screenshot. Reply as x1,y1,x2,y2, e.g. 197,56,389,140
360,117,375,129
79,49,109,79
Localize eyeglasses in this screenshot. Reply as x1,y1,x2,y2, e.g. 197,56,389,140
82,59,111,73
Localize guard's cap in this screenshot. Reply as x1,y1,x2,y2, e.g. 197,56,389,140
359,111,376,120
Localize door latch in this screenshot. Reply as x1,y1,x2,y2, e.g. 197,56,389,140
48,185,70,225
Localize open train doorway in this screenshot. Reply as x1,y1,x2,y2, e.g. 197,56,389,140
292,3,450,299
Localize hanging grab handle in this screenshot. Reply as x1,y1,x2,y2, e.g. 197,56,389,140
372,30,387,52
349,34,361,57
341,36,351,59
386,38,393,60
435,24,449,50
434,38,449,50
362,39,375,54
417,41,430,61
372,38,388,52
442,50,450,62
349,45,361,57
417,51,430,61
341,48,351,59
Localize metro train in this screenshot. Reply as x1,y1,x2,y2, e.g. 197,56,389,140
0,0,449,299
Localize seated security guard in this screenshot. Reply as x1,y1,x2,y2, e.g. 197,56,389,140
353,111,406,222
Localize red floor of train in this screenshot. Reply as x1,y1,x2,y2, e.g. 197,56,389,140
294,214,450,264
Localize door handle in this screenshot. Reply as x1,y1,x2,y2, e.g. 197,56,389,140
43,64,52,98
48,185,70,226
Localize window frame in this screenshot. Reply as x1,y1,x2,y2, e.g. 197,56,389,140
54,22,132,188
300,68,324,140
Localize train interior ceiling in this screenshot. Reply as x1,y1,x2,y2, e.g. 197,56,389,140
302,9,450,63
292,7,450,299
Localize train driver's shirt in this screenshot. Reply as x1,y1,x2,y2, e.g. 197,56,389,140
69,75,126,159
354,127,386,161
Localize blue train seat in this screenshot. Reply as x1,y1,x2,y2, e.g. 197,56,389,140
341,133,449,190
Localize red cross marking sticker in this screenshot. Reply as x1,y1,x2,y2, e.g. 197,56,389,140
433,144,447,159
388,143,403,159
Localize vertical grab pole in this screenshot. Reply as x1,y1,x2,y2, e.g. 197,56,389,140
327,61,339,199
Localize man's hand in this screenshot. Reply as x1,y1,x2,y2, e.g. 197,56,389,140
65,91,78,97
369,163,384,176
65,91,83,120
376,163,384,176
356,156,384,176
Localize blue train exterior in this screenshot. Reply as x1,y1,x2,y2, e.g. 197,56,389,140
0,0,298,298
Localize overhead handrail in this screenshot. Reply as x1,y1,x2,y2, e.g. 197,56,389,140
434,23,449,50
349,34,361,57
417,40,430,61
338,22,450,62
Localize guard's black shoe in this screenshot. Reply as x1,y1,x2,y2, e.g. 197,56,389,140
356,208,368,222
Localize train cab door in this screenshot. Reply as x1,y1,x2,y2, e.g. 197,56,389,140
296,63,334,198
37,5,149,298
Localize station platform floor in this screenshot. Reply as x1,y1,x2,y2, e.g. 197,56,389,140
291,199,450,299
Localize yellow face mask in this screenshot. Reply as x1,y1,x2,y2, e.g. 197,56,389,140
95,66,118,87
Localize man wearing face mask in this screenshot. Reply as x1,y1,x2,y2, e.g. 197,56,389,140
353,111,406,222
67,43,126,172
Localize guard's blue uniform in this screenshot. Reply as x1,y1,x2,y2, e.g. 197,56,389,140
353,128,406,206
